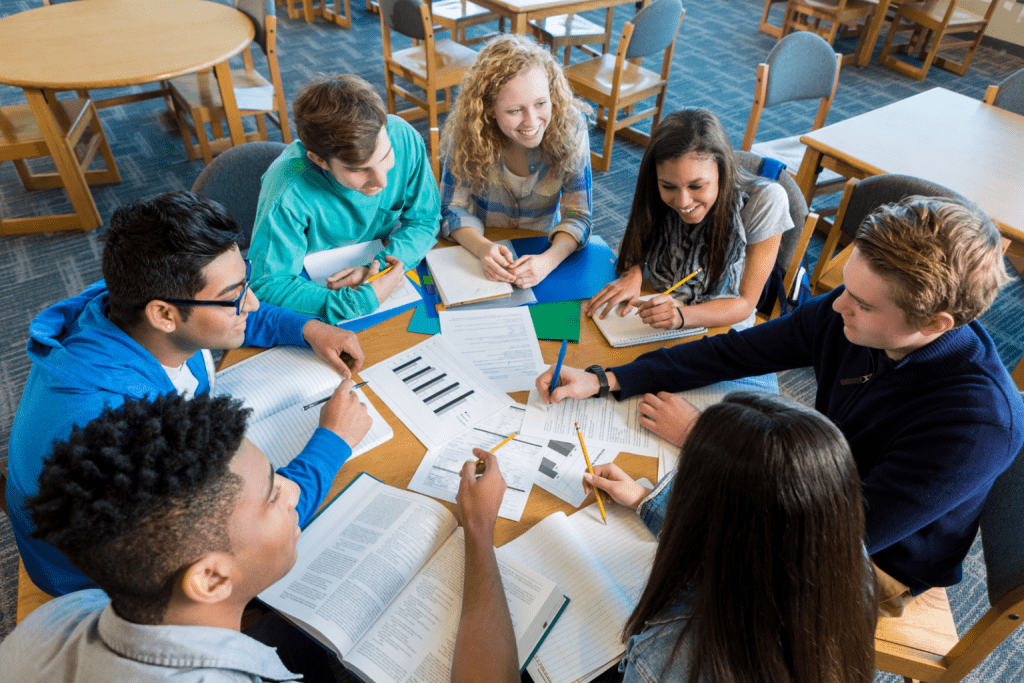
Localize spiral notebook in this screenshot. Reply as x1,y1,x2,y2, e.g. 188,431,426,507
593,296,706,348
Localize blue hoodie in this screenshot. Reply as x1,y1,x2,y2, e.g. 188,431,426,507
7,281,352,596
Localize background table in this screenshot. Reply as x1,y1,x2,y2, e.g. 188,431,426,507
470,0,645,35
794,87,1024,259
0,0,254,232
223,229,727,546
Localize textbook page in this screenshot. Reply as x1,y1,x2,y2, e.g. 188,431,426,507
214,346,393,468
424,245,513,306
439,307,545,393
502,502,658,683
522,389,670,457
360,335,513,450
408,405,542,521
259,474,459,660
345,527,566,682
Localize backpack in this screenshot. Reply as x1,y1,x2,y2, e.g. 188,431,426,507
754,157,812,317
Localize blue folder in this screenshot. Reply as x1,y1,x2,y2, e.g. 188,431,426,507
510,234,618,305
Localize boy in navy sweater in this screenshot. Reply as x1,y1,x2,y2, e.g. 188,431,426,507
540,197,1024,616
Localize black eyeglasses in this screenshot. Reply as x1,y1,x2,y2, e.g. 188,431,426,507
160,259,252,316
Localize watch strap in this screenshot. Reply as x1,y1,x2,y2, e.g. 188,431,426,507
585,365,610,399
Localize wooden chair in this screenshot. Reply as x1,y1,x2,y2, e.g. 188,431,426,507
983,67,1024,117
531,8,617,67
875,430,1024,682
1,96,120,236
809,174,973,295
379,0,478,182
564,0,685,173
736,151,816,322
0,464,55,625
759,0,789,38
430,0,504,46
741,31,846,209
168,0,292,166
780,0,876,65
879,0,997,80
191,141,287,252
278,0,319,22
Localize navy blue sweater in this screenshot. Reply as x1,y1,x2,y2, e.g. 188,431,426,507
611,288,1024,594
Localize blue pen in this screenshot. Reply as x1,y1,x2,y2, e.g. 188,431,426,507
550,339,568,392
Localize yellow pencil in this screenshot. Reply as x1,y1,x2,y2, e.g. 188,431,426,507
365,265,394,284
662,268,702,296
475,432,517,474
575,422,607,524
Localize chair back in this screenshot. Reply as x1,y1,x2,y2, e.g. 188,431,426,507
380,0,429,40
735,150,809,272
191,141,287,250
991,68,1024,116
236,0,274,53
834,174,970,241
625,0,683,59
763,31,839,108
980,423,1024,606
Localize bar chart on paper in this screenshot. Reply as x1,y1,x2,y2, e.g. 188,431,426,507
360,335,513,449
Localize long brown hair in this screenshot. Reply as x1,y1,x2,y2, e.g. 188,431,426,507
618,109,739,289
624,392,877,683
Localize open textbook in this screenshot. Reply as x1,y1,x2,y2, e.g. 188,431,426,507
259,474,569,682
214,346,393,468
502,494,658,683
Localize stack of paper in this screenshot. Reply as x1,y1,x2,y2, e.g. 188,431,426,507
424,245,513,306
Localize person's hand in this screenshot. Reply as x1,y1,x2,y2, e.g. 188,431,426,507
318,378,372,447
302,320,365,377
638,392,700,447
582,463,651,508
457,449,507,539
536,365,598,405
368,255,406,304
507,252,557,289
469,240,516,284
635,294,683,330
325,265,370,291
585,265,642,319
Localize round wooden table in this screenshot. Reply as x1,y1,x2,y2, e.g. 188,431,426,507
0,0,254,233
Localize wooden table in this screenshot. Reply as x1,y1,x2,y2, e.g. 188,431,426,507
223,230,727,546
855,0,895,67
795,87,1024,259
468,0,643,35
0,0,254,233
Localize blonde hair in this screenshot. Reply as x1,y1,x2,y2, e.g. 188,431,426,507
441,34,590,190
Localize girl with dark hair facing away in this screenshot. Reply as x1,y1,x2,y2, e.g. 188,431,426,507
587,109,793,331
440,34,592,290
582,392,877,683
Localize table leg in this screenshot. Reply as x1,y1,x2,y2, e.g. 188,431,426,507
857,0,891,67
509,13,527,34
214,60,247,148
795,145,823,207
23,88,101,232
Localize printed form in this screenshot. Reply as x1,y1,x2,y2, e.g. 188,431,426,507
439,307,546,393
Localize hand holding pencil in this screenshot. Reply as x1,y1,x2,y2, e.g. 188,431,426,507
635,268,701,330
575,422,607,524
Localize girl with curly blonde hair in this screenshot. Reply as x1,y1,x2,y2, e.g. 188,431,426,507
440,34,592,289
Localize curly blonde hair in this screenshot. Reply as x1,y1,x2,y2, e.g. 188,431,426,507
441,34,590,190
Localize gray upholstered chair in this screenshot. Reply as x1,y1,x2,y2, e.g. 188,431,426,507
984,68,1024,117
875,425,1024,682
736,150,816,320
564,0,685,172
809,174,980,295
190,140,287,252
741,32,846,204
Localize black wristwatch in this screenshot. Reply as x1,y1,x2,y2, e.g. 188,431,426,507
585,365,610,399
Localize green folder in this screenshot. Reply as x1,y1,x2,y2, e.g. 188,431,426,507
530,300,581,342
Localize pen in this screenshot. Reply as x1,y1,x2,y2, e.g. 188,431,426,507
365,265,393,284
662,268,702,296
475,431,518,474
575,421,607,524
550,339,568,391
302,381,368,410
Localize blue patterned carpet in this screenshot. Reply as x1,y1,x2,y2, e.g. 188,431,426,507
2,1,1022,678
